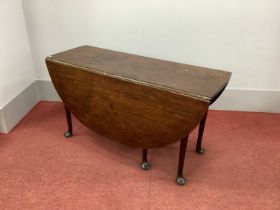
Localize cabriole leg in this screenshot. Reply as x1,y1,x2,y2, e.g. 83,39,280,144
64,105,73,137
196,111,208,154
176,136,189,186
141,148,150,170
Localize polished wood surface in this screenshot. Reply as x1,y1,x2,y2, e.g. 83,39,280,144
47,45,231,101
46,45,231,148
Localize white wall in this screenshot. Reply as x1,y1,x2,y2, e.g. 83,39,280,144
22,0,280,91
0,0,36,108
0,0,279,132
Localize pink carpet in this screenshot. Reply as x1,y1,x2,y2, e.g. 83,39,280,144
0,102,279,210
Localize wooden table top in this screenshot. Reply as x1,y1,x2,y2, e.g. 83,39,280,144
47,45,231,101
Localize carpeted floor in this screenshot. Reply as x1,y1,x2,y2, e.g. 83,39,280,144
0,102,279,210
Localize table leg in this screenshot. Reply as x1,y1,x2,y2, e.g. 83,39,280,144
176,136,189,185
141,148,150,170
196,111,208,154
64,105,73,137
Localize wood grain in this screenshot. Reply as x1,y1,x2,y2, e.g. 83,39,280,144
47,45,231,101
46,45,231,148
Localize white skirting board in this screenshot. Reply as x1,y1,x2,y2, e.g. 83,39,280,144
0,80,279,133
0,81,40,133
36,80,61,101
210,88,280,113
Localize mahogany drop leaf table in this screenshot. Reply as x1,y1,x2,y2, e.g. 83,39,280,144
46,45,231,185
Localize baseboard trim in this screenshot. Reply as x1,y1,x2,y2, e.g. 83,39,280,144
0,109,7,133
0,81,40,133
210,88,280,113
0,80,279,133
36,80,61,101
